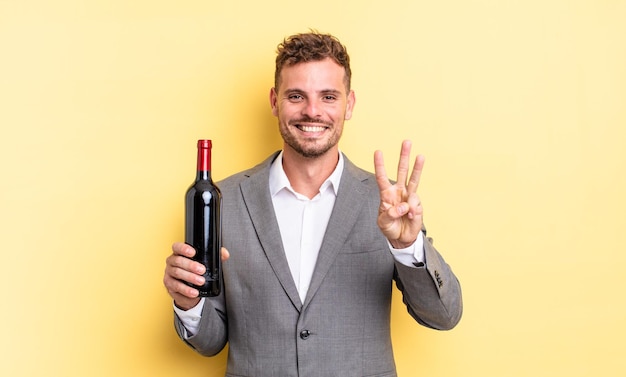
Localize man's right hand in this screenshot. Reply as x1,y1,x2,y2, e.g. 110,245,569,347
163,242,229,311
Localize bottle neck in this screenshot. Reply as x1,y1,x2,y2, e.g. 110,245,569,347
196,140,212,181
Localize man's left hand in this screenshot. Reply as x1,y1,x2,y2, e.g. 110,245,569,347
374,140,424,249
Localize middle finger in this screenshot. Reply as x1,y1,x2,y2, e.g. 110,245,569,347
396,140,412,186
407,154,424,193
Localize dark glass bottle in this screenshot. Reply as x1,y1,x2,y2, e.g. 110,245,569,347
185,139,222,297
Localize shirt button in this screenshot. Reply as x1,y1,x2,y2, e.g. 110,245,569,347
300,330,311,340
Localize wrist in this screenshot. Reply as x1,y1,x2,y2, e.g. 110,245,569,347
389,238,416,250
174,297,201,311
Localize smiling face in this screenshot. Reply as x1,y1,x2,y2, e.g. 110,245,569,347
270,58,356,159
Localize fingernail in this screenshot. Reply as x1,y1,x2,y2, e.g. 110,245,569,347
398,204,407,214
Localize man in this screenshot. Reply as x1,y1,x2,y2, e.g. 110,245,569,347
164,31,462,376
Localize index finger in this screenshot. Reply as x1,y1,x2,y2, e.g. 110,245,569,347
172,242,196,258
374,150,392,191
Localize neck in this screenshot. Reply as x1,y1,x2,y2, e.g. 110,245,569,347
282,146,339,199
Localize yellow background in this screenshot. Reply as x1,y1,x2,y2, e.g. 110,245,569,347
1,1,625,376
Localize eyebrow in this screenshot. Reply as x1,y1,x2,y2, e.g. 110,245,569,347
320,89,343,95
283,88,344,96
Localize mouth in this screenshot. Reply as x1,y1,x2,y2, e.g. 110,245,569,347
292,119,331,134
296,124,328,133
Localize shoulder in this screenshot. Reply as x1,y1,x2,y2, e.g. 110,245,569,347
217,152,280,190
339,154,381,209
341,154,378,190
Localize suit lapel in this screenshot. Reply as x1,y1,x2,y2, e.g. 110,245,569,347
239,153,303,311
303,156,371,308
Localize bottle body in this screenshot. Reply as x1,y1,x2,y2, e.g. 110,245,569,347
184,140,222,297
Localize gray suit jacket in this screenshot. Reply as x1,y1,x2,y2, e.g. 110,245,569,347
175,152,462,377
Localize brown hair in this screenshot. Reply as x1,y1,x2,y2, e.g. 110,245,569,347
274,31,352,91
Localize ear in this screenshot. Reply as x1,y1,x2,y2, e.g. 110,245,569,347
269,87,278,116
344,90,356,120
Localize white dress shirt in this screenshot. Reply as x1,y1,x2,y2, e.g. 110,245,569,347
271,151,343,303
175,151,425,336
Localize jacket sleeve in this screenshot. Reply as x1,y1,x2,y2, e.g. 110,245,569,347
173,292,228,356
393,232,463,330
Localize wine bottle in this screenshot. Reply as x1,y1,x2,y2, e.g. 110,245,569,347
184,139,222,297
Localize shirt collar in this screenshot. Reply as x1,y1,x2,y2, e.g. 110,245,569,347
269,151,344,197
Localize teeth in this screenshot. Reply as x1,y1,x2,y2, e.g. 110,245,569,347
300,125,325,132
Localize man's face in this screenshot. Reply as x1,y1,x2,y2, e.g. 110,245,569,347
270,58,355,159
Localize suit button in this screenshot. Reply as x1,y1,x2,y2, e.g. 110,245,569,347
300,330,311,340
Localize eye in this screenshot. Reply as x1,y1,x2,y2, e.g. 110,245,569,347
288,94,304,102
321,91,341,102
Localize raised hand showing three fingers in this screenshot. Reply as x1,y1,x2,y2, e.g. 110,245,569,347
374,140,424,249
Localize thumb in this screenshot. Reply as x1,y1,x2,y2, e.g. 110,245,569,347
220,247,230,261
395,203,409,216
379,202,407,223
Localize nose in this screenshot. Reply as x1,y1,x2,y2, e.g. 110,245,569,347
302,99,322,118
